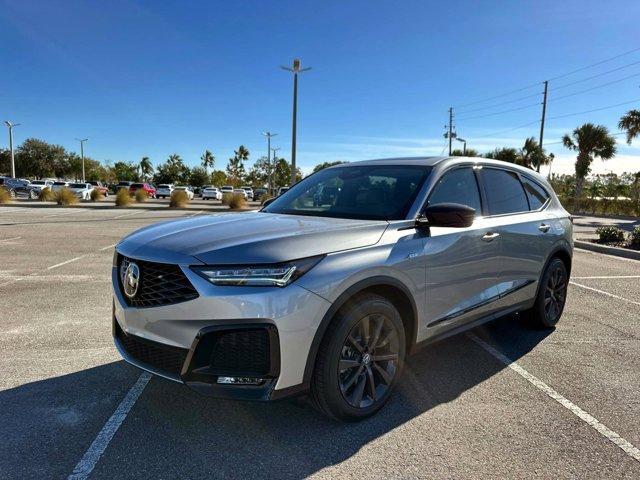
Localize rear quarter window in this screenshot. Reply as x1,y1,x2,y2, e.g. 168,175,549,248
521,176,550,210
481,168,529,215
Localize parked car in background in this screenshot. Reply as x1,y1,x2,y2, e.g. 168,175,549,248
67,182,95,200
233,188,248,199
220,185,234,195
88,181,109,197
130,183,156,198
28,180,54,192
173,186,194,200
277,186,290,196
201,186,222,200
112,156,572,422
0,178,38,198
51,181,69,192
115,181,134,192
253,188,268,202
241,186,254,200
156,184,174,198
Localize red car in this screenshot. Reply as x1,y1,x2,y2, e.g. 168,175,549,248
88,181,109,197
129,182,156,198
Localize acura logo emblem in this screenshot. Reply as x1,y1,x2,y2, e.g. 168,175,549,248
121,261,140,298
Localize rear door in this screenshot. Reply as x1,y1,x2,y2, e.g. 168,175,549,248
477,168,554,306
422,166,503,338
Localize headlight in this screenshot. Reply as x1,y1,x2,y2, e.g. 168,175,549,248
191,255,324,287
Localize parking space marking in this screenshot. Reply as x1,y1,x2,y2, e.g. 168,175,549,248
467,332,640,463
575,247,640,264
112,210,144,219
572,275,640,279
99,243,117,251
570,281,640,307
0,236,22,243
67,373,151,480
47,255,88,270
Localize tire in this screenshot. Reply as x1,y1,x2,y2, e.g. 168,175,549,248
311,293,406,422
29,190,38,199
523,257,568,328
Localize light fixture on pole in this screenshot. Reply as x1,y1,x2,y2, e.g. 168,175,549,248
455,137,467,155
281,58,311,186
4,121,21,178
263,132,277,194
76,138,89,182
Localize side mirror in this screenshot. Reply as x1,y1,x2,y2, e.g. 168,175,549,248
262,198,276,208
420,203,475,228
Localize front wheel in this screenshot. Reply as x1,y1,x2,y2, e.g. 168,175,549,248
311,293,405,421
523,257,568,328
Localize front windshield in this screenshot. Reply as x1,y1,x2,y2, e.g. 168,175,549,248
263,165,432,220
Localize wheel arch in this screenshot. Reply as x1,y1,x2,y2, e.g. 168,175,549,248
302,276,418,386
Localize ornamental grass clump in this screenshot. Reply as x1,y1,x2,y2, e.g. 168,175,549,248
135,189,148,203
39,187,55,201
90,188,104,202
55,188,78,206
0,187,11,204
115,188,132,207
227,192,247,210
169,190,189,208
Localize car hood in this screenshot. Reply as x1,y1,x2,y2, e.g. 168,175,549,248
117,212,388,265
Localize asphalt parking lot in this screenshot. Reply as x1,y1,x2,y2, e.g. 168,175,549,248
1,205,639,479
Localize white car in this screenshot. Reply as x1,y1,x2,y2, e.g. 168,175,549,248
220,185,234,195
201,186,222,200
28,180,54,191
156,184,174,198
240,186,254,200
233,188,248,199
51,181,69,191
173,186,194,200
67,182,94,200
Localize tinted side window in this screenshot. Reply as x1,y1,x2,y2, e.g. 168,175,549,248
481,169,529,215
427,167,482,215
521,176,549,210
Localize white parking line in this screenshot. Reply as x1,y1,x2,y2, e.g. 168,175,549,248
68,373,151,480
467,332,640,463
112,210,144,219
99,243,117,251
47,255,88,270
572,275,640,279
0,236,21,243
570,281,640,307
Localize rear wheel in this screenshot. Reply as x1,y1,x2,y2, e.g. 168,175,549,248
311,293,405,421
29,190,38,199
523,257,568,328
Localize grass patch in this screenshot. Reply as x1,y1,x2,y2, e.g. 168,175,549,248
0,187,12,204
227,192,247,210
39,187,55,202
55,188,79,206
90,188,105,202
115,188,132,207
134,189,148,203
170,190,190,208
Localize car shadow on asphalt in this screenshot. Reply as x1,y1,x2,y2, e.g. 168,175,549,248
0,314,552,479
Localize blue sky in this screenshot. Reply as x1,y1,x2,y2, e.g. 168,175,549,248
1,0,639,175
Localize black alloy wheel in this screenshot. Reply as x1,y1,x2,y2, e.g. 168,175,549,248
544,262,567,324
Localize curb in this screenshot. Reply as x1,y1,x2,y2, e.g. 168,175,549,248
574,240,640,261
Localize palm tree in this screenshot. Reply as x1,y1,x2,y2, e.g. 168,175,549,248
618,109,640,144
201,150,215,175
562,123,617,198
235,145,250,162
139,156,153,181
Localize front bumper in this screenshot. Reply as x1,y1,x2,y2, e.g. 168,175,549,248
112,257,331,400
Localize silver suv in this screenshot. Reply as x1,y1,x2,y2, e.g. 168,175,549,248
112,157,572,421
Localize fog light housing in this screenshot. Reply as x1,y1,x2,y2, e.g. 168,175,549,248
217,376,264,385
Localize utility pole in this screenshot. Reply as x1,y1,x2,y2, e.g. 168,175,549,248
76,138,88,181
538,80,549,173
263,132,277,194
270,147,280,192
4,121,21,178
448,107,454,155
281,58,311,186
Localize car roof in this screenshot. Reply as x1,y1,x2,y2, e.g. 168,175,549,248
332,156,448,168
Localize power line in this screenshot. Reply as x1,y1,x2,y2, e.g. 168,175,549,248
456,91,542,114
457,102,540,121
547,97,640,121
547,47,640,81
471,120,540,139
553,60,640,90
550,71,640,102
454,82,540,109
543,132,626,146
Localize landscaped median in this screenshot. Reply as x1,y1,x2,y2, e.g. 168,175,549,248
575,225,640,260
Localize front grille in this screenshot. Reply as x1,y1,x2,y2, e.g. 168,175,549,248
115,321,188,376
209,329,272,376
118,255,199,308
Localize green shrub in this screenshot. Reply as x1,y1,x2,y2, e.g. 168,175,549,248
90,188,104,202
0,187,12,204
227,192,246,210
170,190,189,208
595,225,625,243
115,188,132,207
630,226,640,249
134,189,148,203
55,188,79,206
39,187,55,201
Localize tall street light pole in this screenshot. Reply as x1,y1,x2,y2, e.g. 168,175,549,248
281,58,311,186
76,138,88,181
271,147,280,192
4,121,21,178
263,132,277,194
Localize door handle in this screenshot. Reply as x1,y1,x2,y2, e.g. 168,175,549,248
482,232,500,242
538,223,551,233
